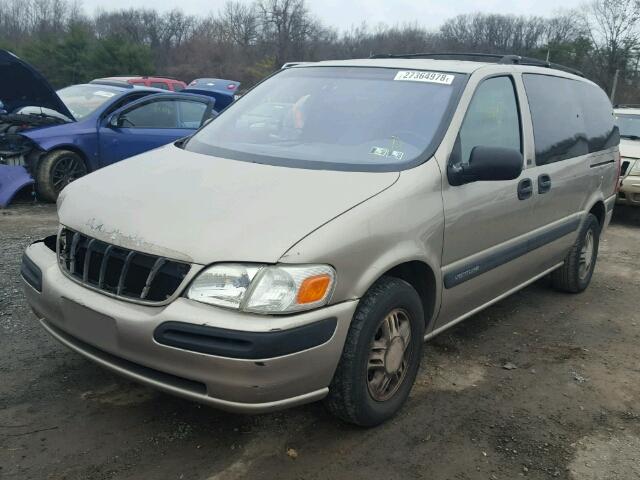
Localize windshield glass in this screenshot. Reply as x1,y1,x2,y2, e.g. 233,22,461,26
57,85,119,120
615,113,640,139
185,66,464,171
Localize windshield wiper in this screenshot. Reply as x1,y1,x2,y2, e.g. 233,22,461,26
621,134,640,140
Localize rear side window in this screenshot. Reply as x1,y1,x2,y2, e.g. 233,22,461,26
523,74,617,165
173,83,185,92
178,101,207,128
578,82,618,151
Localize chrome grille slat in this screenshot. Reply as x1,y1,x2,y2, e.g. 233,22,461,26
57,227,190,304
117,251,136,296
140,257,167,300
98,245,113,289
69,232,80,274
82,238,96,282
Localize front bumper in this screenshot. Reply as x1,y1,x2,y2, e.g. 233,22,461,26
22,241,357,413
617,174,640,206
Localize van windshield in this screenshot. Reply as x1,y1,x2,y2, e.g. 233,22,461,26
184,66,464,171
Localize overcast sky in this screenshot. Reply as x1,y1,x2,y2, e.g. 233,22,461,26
80,0,584,31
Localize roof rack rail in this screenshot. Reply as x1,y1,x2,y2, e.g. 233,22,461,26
369,52,585,77
614,104,640,108
89,79,134,88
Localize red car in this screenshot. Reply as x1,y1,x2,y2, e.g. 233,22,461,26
95,76,187,91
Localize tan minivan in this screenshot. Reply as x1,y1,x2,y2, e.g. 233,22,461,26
22,54,620,426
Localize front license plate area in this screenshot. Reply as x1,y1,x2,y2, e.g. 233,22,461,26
60,298,118,351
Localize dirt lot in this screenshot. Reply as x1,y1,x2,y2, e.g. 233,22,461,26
1,203,639,480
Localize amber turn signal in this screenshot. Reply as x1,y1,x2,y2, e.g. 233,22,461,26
297,274,332,304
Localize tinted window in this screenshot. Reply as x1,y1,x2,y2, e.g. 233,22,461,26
173,83,185,92
523,75,617,165
185,66,465,171
455,76,520,164
123,100,179,128
577,82,618,151
151,82,170,90
102,92,152,117
178,101,207,128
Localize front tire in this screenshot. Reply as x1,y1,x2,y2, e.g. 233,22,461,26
551,213,600,293
36,150,87,203
324,277,424,427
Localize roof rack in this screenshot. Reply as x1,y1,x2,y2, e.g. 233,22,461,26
614,104,640,108
89,79,134,88
369,52,585,77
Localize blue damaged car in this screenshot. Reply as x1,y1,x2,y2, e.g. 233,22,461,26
0,50,220,206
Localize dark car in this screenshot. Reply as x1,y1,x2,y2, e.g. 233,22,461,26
0,50,216,206
184,78,241,111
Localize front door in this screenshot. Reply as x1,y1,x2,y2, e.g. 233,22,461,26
98,95,212,166
436,75,539,327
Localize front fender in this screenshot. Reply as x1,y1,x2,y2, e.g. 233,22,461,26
279,160,445,313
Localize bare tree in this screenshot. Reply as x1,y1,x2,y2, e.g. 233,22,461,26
583,0,640,92
257,0,318,66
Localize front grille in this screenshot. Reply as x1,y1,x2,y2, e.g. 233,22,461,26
57,227,191,303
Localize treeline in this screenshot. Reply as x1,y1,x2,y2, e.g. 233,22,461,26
1,0,640,102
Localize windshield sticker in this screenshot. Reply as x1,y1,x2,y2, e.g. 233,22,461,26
94,90,116,98
390,150,404,161
370,146,389,157
370,147,405,161
394,71,455,85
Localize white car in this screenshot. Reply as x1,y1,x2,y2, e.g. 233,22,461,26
615,106,640,206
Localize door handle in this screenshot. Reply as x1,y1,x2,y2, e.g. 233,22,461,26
538,174,552,194
517,178,533,200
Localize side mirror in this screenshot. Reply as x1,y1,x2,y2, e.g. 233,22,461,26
448,146,523,186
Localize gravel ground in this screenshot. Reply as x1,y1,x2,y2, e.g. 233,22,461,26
1,203,639,480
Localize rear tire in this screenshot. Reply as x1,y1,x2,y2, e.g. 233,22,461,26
551,213,600,293
324,276,424,427
36,150,87,203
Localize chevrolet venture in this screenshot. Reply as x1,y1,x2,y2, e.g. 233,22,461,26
21,54,620,426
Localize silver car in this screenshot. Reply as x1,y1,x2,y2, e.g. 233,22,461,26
21,54,620,426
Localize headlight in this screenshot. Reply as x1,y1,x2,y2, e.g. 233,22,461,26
187,263,336,314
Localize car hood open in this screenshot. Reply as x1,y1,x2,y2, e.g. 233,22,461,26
57,144,399,265
0,49,74,119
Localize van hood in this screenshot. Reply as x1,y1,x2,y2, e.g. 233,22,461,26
57,145,399,265
0,49,74,119
620,138,640,159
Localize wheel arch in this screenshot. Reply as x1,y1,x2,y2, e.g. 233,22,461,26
40,145,91,172
375,259,439,329
588,200,606,230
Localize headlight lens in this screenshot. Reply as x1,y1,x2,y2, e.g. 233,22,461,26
187,264,336,314
187,264,262,309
